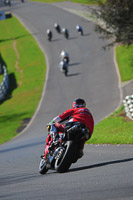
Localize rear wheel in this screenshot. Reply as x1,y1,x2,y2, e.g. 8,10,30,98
55,141,75,173
64,69,68,76
39,158,48,174
80,30,83,35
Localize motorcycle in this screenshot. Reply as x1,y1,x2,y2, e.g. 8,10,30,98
76,25,83,36
39,122,87,174
62,28,69,39
47,29,52,41
58,60,68,76
4,0,11,6
54,23,61,34
60,50,69,64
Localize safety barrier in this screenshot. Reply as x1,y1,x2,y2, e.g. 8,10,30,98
123,95,133,120
0,65,9,101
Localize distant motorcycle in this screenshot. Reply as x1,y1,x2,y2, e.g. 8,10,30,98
39,122,87,174
76,25,83,35
60,50,69,64
4,0,11,6
54,23,61,34
47,29,52,41
62,28,69,39
59,60,68,76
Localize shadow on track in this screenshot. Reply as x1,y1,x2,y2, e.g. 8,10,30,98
68,36,77,40
83,33,91,37
39,157,133,175
67,73,80,77
69,157,133,172
51,38,61,42
69,62,81,67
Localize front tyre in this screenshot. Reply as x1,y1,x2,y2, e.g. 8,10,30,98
39,158,48,174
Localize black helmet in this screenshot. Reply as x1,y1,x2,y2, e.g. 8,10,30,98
72,98,86,109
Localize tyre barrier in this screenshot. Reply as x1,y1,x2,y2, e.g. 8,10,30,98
0,65,9,101
123,95,133,120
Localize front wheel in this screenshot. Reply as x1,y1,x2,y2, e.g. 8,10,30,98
39,158,48,174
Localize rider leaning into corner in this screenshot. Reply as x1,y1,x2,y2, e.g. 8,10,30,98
45,98,94,158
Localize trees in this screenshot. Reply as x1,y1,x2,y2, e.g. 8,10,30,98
93,0,133,47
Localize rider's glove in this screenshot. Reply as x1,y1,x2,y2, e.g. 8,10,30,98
49,120,55,125
46,120,55,132
47,124,51,132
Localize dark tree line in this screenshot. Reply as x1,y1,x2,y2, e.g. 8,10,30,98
92,0,133,47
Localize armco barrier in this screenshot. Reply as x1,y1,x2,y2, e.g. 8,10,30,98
0,65,9,101
123,95,133,120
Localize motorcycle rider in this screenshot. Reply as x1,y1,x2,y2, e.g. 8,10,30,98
76,24,83,35
54,23,61,34
46,98,94,158
60,50,69,64
4,0,11,6
47,29,52,41
58,60,68,76
62,28,69,39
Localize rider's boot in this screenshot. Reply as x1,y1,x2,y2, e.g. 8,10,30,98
48,132,60,151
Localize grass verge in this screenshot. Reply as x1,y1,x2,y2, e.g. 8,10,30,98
88,106,133,144
30,0,100,5
0,16,46,144
116,45,133,82
88,44,133,144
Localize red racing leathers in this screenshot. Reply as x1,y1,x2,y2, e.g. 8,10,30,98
53,107,94,140
45,107,94,156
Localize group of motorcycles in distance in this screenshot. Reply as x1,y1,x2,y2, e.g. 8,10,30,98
3,0,24,6
3,0,11,6
47,23,69,41
47,23,84,76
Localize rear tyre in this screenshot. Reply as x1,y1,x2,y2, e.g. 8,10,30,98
64,69,68,76
55,141,74,173
81,30,83,35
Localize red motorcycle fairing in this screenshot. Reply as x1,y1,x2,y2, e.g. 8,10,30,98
44,132,64,159
44,134,53,159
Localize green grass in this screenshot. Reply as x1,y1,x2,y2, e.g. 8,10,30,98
116,45,133,82
89,44,133,144
30,0,100,5
0,74,4,83
0,16,46,144
87,106,133,144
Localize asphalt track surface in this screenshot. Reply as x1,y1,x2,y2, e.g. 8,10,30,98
0,1,133,200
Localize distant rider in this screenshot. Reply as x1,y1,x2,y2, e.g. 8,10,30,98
76,24,83,35
47,29,52,41
54,23,61,33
